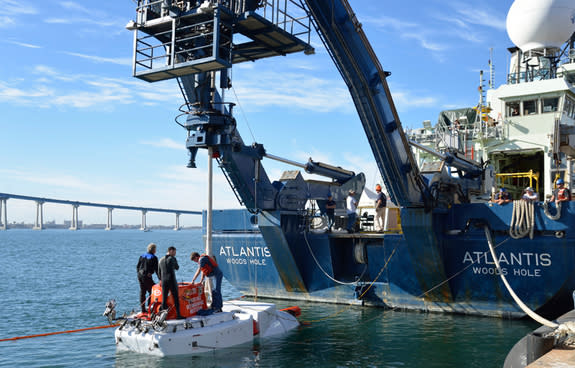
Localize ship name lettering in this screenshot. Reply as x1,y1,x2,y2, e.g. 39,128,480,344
472,266,508,276
219,246,272,258
249,258,266,266
226,257,247,265
462,251,551,267
513,268,540,277
471,266,541,277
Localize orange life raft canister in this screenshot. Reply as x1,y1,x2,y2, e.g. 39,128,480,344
149,282,207,319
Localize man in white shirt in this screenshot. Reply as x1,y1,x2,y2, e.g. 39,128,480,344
346,190,358,233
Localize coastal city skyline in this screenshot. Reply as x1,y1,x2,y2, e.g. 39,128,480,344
1,0,513,225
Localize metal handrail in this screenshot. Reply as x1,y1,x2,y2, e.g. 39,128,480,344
496,170,540,193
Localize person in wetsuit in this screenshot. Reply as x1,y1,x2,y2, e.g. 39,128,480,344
158,246,184,319
136,243,158,313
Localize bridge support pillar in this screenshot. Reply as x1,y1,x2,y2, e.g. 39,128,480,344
140,210,147,231
69,205,79,230
33,201,44,230
0,198,7,230
105,208,113,230
174,213,180,231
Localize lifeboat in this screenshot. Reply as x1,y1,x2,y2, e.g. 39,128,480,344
107,283,299,356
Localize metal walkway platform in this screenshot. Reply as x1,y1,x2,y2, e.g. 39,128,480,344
132,2,312,82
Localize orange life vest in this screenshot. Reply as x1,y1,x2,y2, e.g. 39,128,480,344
557,187,571,201
200,254,218,276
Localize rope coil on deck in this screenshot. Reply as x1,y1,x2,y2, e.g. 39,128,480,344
509,200,534,239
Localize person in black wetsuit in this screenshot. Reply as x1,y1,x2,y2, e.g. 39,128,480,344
158,246,184,319
136,243,158,313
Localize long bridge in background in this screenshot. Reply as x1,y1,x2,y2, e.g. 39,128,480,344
0,193,201,231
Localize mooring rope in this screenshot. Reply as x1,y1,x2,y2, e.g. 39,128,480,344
303,230,365,285
484,225,557,328
300,245,397,324
542,200,562,221
509,200,534,239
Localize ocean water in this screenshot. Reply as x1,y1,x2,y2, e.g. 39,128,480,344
0,229,538,367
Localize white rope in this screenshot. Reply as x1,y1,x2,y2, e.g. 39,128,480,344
484,226,558,328
543,200,562,221
546,321,575,348
509,200,534,239
303,230,365,285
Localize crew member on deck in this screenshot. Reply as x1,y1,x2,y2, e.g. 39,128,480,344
522,187,538,202
136,243,158,313
493,187,512,205
158,246,184,319
325,193,336,232
550,178,571,203
191,252,223,313
346,189,358,233
374,184,387,232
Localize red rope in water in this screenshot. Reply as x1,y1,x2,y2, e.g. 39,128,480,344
0,324,119,342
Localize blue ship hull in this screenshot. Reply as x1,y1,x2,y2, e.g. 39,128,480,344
207,203,575,319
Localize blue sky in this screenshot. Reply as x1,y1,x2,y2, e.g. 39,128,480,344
0,0,513,226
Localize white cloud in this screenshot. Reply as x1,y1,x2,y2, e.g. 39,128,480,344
7,40,41,48
0,15,15,27
361,14,449,52
233,71,352,113
141,138,185,150
0,66,181,110
63,52,131,66
364,15,418,31
44,17,119,27
0,0,37,15
402,33,448,52
391,89,437,110
0,0,35,27
59,1,92,14
0,168,98,191
451,3,507,31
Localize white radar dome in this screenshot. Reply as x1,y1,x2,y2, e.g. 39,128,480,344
507,0,575,52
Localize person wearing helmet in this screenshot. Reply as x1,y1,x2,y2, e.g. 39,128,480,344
550,178,571,203
493,187,512,205
521,187,538,202
374,184,386,232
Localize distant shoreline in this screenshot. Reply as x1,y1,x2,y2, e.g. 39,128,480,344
2,223,201,230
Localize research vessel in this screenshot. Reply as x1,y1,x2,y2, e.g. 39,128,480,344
127,0,575,319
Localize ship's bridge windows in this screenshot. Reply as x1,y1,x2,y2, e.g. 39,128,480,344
507,101,520,117
564,96,575,119
523,99,538,115
542,97,559,113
